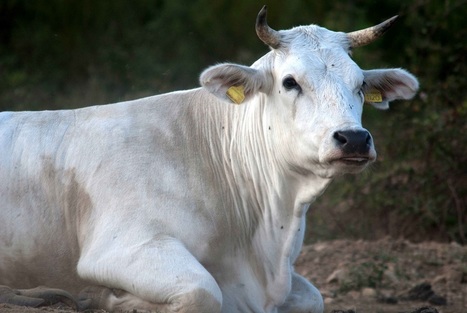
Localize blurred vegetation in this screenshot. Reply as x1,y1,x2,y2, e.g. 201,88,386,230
1,0,465,243
309,0,467,244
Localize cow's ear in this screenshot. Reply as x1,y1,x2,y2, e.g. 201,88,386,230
363,69,419,110
200,63,272,104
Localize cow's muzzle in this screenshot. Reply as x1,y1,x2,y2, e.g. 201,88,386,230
331,129,376,166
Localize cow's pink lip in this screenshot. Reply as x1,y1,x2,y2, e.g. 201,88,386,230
331,157,371,166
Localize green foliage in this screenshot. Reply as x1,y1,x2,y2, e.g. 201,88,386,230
339,250,399,292
0,0,465,242
339,261,388,292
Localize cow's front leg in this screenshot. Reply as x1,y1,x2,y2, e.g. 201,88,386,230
278,272,324,313
78,285,221,313
77,235,222,313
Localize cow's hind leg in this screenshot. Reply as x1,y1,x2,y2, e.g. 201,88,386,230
0,285,86,310
77,236,222,313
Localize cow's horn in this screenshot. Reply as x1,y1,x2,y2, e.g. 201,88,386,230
347,15,399,48
256,5,281,49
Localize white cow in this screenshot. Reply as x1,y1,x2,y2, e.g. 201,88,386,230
0,6,418,313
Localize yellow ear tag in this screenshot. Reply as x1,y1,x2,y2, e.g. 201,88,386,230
226,85,245,104
364,89,383,103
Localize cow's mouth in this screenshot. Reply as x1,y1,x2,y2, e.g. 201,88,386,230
332,157,371,166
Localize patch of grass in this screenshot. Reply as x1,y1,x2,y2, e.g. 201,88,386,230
339,261,388,293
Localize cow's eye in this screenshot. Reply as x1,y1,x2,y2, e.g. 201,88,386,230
358,88,364,98
358,81,367,99
282,77,300,91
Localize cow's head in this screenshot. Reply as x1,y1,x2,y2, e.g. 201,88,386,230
200,6,418,178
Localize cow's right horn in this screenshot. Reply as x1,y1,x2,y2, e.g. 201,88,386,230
256,5,281,49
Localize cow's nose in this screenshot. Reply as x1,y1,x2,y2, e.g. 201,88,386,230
333,130,372,154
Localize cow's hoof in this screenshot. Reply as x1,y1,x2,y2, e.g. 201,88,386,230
0,285,79,310
78,285,113,309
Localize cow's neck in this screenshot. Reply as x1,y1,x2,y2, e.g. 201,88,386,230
191,89,332,299
219,91,331,225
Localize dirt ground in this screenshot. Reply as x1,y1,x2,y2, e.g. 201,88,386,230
296,238,467,313
1,238,466,313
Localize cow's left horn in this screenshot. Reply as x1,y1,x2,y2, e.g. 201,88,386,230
347,15,399,48
256,5,281,49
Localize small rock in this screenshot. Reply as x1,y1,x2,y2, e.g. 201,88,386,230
446,266,464,283
324,297,334,305
326,268,348,283
428,294,447,306
409,307,439,313
403,283,447,306
347,290,359,300
432,274,446,284
361,287,377,298
377,289,398,304
319,289,334,298
407,282,434,301
378,295,398,304
312,242,328,252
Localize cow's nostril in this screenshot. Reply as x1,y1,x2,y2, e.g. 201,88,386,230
365,133,372,145
333,131,348,145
